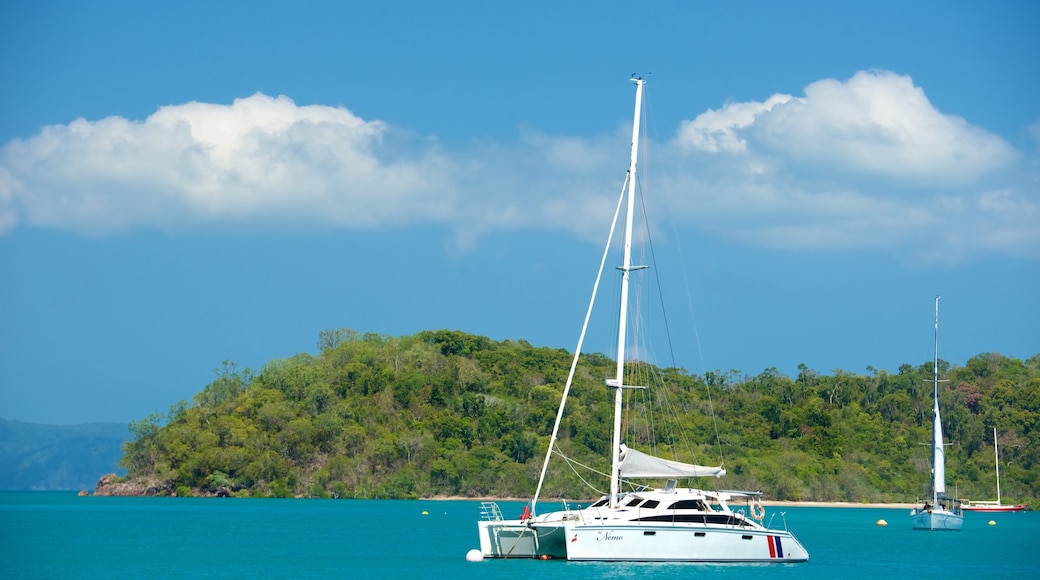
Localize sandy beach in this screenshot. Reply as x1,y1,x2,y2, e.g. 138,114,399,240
759,500,916,509
424,496,916,508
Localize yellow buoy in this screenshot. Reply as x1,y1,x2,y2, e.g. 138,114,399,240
876,519,888,526
988,520,996,526
421,510,429,515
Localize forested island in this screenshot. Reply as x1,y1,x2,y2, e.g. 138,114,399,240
109,329,1039,507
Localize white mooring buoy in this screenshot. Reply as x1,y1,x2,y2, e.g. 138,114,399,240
466,549,484,562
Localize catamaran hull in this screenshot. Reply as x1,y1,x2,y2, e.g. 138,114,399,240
562,523,808,562
910,510,963,530
477,520,567,559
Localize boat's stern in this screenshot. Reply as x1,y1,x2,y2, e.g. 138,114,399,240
774,530,809,562
476,502,568,559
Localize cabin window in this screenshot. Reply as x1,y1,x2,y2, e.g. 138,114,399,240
641,500,660,509
666,500,707,511
634,514,744,526
626,498,643,507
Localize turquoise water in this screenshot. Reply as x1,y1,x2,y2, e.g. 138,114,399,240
2,492,1037,578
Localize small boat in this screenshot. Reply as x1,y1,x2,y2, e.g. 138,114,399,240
961,428,1027,512
476,77,809,562
909,296,963,530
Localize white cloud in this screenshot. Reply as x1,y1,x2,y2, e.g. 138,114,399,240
1,72,1037,261
0,94,459,234
665,71,1037,259
752,71,1018,184
676,71,1018,182
675,94,792,153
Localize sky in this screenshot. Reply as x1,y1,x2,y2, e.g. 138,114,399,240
1,1,1037,425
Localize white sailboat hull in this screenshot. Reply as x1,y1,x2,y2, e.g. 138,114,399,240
563,523,808,562
961,502,1026,512
909,507,963,530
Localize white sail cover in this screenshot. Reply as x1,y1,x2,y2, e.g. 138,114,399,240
618,444,726,479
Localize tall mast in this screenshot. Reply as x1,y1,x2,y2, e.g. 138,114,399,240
608,76,644,509
931,295,944,503
994,427,1001,504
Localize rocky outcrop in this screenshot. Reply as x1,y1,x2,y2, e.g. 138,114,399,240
93,473,170,496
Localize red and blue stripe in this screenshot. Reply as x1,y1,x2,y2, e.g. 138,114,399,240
767,535,784,559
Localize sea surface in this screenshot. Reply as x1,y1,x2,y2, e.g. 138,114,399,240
2,492,1038,579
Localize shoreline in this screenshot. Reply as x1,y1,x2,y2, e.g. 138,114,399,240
759,500,915,509
422,496,917,508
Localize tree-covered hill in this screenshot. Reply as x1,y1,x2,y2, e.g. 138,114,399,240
117,329,1040,506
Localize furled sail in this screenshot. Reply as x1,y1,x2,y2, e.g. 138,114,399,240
933,398,946,496
618,444,726,479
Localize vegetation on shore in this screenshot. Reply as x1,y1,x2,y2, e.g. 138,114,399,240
118,329,1039,507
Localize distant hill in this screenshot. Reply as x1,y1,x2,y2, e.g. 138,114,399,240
0,418,129,490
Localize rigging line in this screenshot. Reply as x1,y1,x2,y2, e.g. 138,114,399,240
633,146,703,467
552,447,607,496
628,109,665,459
639,88,724,468
503,526,533,560
654,153,725,471
633,97,675,375
645,87,708,375
640,369,659,458
530,171,629,515
619,368,653,456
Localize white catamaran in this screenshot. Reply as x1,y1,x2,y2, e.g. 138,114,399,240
476,77,809,563
909,296,963,530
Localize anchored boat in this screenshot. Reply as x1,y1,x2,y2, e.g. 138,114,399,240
477,77,809,562
909,296,964,530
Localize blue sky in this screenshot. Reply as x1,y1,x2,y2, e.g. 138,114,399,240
1,1,1037,425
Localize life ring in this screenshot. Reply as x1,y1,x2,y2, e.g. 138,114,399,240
750,499,765,521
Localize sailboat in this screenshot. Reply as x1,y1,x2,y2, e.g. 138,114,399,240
961,428,1026,512
909,296,963,530
475,77,809,562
